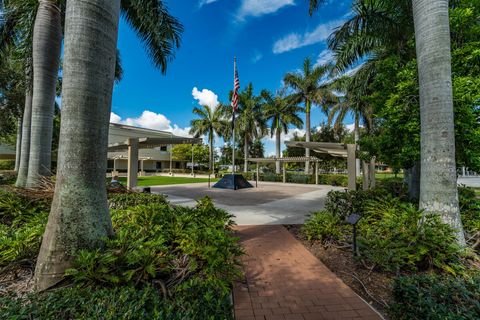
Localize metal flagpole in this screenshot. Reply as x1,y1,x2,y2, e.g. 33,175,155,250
232,57,236,174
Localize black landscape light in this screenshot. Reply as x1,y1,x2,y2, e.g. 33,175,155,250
346,213,361,257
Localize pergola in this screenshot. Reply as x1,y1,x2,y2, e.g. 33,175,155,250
248,156,323,186
273,141,357,190
108,136,202,189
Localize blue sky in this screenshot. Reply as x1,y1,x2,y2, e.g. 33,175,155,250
110,0,353,155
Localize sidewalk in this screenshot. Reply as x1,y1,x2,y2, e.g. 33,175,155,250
233,225,382,320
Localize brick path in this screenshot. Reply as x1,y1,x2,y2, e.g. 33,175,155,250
233,225,382,320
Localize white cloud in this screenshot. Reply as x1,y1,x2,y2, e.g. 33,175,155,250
192,87,219,109
237,0,295,20
315,49,334,66
251,50,263,63
110,111,192,137
110,112,122,124
265,128,306,144
273,19,343,54
198,0,219,8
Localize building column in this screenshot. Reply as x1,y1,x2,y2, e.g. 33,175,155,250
315,161,319,185
127,138,139,189
256,162,259,187
169,144,173,176
282,163,286,183
347,144,357,191
191,144,195,176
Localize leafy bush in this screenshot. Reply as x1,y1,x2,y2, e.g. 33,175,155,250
67,197,241,289
0,212,48,267
0,160,15,170
324,189,387,219
358,198,464,274
0,282,234,320
389,274,480,320
0,188,50,225
303,210,344,242
108,192,168,210
1,196,241,319
458,187,480,250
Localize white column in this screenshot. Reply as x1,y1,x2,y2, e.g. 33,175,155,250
282,163,286,183
315,161,319,185
347,144,357,191
127,138,139,189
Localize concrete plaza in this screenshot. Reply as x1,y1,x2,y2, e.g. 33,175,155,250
151,181,343,225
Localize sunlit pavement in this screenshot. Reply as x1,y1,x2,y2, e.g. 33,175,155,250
150,181,344,225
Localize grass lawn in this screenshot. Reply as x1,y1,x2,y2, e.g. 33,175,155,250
117,175,219,186
375,172,404,180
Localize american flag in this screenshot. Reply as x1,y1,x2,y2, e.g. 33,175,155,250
231,59,240,112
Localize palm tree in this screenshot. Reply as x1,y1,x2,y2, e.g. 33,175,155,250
236,83,266,172
25,0,62,188
309,0,465,244
34,0,120,291
4,0,183,188
284,58,336,173
190,105,227,172
412,0,465,245
262,89,303,174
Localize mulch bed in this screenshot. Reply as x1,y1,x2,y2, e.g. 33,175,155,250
285,224,394,319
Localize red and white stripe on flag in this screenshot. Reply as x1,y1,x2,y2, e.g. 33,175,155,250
231,64,240,111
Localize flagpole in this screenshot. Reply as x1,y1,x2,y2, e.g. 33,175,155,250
232,57,236,175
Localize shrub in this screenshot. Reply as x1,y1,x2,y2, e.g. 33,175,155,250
303,210,344,242
358,198,464,274
0,212,48,268
0,282,234,320
458,187,480,251
389,274,480,320
0,188,50,226
0,160,15,170
67,197,242,288
324,189,387,219
108,192,168,210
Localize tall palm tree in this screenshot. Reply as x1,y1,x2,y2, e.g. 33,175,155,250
412,0,465,245
262,89,303,174
190,105,227,172
4,0,183,188
236,83,266,172
1,0,36,187
35,0,120,291
284,58,336,173
25,0,62,188
310,0,465,244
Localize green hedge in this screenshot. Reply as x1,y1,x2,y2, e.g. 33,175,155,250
107,192,168,210
390,274,480,320
218,172,349,187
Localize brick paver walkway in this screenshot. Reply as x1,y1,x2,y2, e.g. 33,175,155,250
233,225,382,320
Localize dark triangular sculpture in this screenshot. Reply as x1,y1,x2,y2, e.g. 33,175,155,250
213,174,253,190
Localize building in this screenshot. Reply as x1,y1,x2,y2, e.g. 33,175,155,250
107,123,201,176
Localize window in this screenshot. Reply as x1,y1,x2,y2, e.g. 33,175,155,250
160,146,167,151
156,162,162,169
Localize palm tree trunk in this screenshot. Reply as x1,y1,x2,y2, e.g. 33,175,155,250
209,133,213,172
15,117,22,172
305,100,311,174
413,0,465,245
244,135,248,173
26,0,62,188
35,0,120,291
15,87,33,188
354,113,360,177
275,129,281,174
